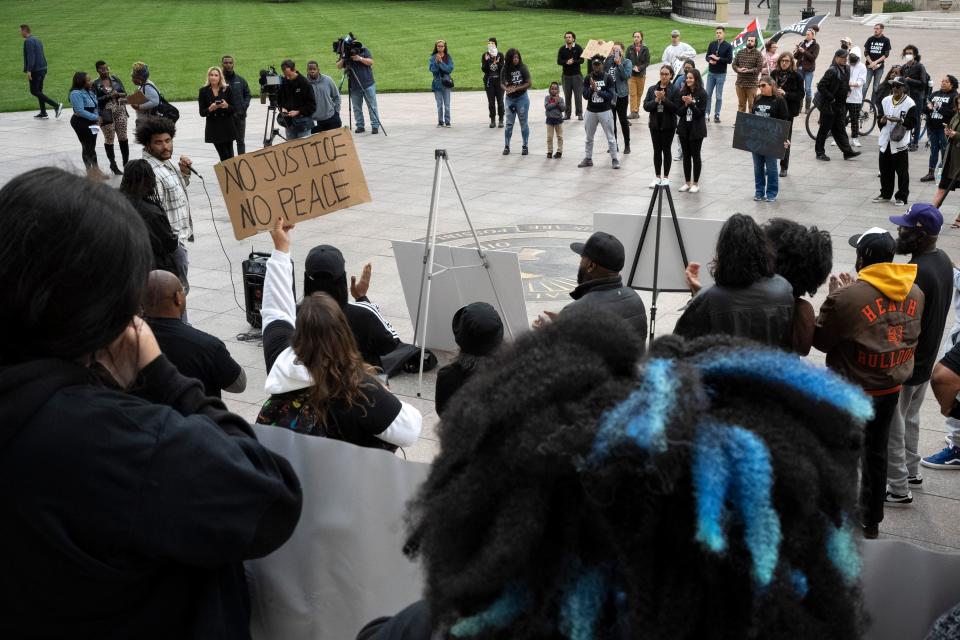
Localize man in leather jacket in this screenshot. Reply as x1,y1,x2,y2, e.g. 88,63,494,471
814,49,861,162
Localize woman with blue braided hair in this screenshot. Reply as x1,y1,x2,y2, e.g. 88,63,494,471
357,307,872,640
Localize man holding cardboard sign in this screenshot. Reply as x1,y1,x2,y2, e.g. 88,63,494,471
214,128,371,241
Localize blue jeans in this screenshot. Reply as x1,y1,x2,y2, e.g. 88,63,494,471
864,64,884,103
705,72,726,117
433,88,451,125
800,70,815,101
753,153,779,199
504,92,530,148
284,116,313,140
350,84,381,129
929,128,947,171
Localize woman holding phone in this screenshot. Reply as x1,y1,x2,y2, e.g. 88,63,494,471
198,66,236,161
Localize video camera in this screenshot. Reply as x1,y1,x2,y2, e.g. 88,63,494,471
258,65,282,105
333,33,364,60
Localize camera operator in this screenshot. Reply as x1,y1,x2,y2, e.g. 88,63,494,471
277,59,316,140
306,60,341,133
336,40,380,134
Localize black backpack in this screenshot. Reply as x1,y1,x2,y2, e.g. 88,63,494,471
145,81,180,122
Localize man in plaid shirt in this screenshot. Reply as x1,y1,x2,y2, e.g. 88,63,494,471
135,117,194,308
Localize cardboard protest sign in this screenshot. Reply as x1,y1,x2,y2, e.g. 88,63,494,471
732,111,791,160
580,39,615,61
215,129,371,240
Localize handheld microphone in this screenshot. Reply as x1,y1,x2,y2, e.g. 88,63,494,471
188,166,203,179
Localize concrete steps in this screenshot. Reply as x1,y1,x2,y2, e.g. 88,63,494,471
862,11,960,28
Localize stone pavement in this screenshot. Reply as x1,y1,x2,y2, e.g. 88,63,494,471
2,16,958,551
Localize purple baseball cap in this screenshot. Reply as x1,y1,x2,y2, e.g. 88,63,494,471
889,203,944,235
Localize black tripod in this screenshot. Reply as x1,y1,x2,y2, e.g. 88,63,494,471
338,61,388,136
625,183,690,344
261,98,287,147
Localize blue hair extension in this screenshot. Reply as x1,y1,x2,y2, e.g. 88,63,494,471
693,423,783,585
725,427,782,586
826,517,861,585
590,358,676,460
693,425,731,553
450,583,529,637
558,566,607,640
789,569,809,599
692,350,874,423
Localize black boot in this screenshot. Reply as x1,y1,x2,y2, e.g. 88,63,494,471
489,117,496,129
104,144,122,176
119,139,130,168
804,97,811,114
498,116,504,128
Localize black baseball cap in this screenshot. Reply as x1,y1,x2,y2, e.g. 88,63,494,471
591,55,605,65
570,232,625,272
304,244,346,280
848,227,895,260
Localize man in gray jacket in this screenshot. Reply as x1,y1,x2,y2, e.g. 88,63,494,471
307,60,342,133
534,232,648,345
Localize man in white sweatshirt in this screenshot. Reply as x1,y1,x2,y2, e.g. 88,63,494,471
661,29,696,68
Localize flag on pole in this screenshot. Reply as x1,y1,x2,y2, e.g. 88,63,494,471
769,14,830,43
732,18,765,56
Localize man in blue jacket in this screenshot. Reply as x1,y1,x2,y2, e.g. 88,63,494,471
705,26,733,123
20,24,61,119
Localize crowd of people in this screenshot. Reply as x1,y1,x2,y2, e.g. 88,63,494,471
9,17,960,640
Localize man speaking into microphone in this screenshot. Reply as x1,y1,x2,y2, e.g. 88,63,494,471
136,116,195,317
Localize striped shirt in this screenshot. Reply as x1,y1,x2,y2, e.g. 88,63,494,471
143,150,192,241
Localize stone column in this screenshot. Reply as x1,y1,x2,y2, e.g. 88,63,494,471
716,0,729,22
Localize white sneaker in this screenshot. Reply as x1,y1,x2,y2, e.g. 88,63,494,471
649,178,659,189
690,185,700,193
852,138,862,147
660,177,670,186
678,184,690,192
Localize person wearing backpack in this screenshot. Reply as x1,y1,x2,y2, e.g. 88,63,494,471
130,61,179,123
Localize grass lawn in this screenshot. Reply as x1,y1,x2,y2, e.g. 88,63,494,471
1,0,716,113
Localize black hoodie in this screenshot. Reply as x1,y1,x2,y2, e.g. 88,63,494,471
434,302,504,416
0,355,302,639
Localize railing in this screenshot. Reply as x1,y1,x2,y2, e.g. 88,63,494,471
672,0,718,21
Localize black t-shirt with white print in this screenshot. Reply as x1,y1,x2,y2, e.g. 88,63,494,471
499,64,531,97
864,35,891,64
752,94,789,120
585,72,614,112
926,90,958,132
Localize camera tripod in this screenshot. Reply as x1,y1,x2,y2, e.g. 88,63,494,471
338,62,388,136
262,99,287,147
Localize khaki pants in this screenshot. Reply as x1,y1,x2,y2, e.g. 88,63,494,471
628,75,646,115
546,123,563,154
736,85,757,113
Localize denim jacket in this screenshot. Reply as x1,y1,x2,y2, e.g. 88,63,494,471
69,89,99,121
429,54,454,92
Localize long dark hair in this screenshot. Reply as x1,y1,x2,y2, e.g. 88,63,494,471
119,159,158,200
70,71,89,91
681,68,705,97
290,293,377,425
764,218,833,298
404,309,867,638
0,167,151,363
711,213,775,287
504,48,523,70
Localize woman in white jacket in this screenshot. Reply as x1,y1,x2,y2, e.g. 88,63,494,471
846,47,868,147
256,217,422,452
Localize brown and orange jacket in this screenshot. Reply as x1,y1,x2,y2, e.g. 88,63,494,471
813,262,925,396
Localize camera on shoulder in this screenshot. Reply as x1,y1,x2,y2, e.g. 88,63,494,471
333,33,364,60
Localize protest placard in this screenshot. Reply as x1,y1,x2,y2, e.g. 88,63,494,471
732,111,791,160
214,128,371,240
580,39,614,61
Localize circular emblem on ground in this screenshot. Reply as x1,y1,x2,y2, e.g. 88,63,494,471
419,224,591,302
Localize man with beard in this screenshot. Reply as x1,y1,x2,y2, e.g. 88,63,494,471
885,204,953,507
731,35,763,113
579,56,620,170
532,231,647,343
814,49,861,162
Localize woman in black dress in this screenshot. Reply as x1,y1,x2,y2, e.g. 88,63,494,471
771,53,804,177
198,66,236,161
